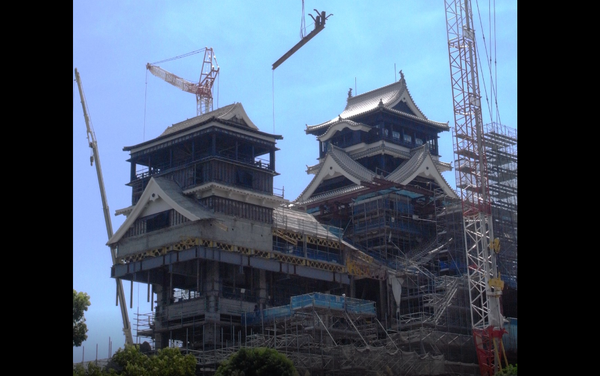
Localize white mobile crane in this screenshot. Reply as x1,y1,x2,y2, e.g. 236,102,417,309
443,1,508,375
146,47,219,116
74,68,134,346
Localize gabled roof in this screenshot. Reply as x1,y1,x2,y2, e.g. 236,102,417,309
294,144,457,205
386,145,458,198
160,102,258,137
306,73,448,134
295,144,378,203
124,102,281,153
107,176,214,246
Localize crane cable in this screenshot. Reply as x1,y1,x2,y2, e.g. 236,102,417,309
300,0,306,38
473,0,501,126
150,47,207,65
144,69,148,141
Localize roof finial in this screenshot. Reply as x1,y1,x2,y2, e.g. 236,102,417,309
348,88,352,98
378,98,384,107
399,70,405,81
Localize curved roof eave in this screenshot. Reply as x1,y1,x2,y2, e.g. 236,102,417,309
317,119,372,142
306,74,449,133
294,145,377,203
386,145,458,199
124,103,282,152
159,102,259,136
107,177,214,246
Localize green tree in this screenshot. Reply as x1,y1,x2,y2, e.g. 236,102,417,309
73,289,91,347
105,344,196,376
215,347,298,376
73,362,103,376
495,363,518,375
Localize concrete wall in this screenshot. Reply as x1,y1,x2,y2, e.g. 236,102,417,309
116,217,273,260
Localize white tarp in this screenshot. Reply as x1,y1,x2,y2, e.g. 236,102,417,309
389,276,403,313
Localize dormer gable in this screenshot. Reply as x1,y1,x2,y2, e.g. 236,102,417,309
107,177,213,246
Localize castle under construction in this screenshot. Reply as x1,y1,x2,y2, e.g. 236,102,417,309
108,74,517,375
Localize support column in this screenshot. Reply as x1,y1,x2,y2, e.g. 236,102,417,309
130,162,136,182
206,261,220,315
154,283,168,350
379,279,386,322
258,270,267,309
205,260,220,348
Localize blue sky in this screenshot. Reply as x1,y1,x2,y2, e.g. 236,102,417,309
73,0,517,362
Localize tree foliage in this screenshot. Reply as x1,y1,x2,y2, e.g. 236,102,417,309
73,289,91,347
495,363,518,376
74,344,197,376
214,347,298,376
73,362,103,376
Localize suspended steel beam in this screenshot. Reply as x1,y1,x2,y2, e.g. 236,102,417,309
272,10,332,70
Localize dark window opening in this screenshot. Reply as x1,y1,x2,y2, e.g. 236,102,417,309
236,169,253,188
145,211,170,232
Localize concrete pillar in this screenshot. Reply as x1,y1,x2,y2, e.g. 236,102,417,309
379,279,386,321
258,269,267,309
203,323,218,349
206,261,220,313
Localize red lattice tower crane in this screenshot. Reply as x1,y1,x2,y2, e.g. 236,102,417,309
146,47,219,116
444,1,508,375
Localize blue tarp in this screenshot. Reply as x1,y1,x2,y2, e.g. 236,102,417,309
241,293,376,325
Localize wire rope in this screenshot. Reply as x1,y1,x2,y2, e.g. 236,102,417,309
150,48,206,65
143,69,148,141
272,70,275,134
474,0,501,126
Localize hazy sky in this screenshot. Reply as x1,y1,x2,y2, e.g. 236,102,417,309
73,0,517,362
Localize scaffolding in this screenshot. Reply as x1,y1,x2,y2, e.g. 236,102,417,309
125,186,489,374
236,292,478,376
484,122,517,294
106,93,516,374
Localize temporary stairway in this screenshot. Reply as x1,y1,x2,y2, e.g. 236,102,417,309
423,275,461,325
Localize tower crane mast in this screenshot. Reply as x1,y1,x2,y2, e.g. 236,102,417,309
74,68,134,346
146,47,219,116
443,1,507,375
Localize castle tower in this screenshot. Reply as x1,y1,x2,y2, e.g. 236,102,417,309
108,103,286,350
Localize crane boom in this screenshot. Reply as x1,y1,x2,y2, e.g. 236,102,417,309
146,47,219,116
443,1,507,375
74,68,134,346
146,63,200,94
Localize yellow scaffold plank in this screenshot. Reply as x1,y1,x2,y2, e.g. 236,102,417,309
306,235,340,249
273,229,300,245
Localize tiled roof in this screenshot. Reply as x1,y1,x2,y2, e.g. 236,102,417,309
294,185,366,206
386,145,430,183
292,144,376,205
273,205,362,253
316,119,372,142
273,206,339,239
160,102,258,137
152,177,215,219
348,141,412,161
306,75,448,133
108,176,214,245
385,145,458,198
328,144,377,182
293,143,458,205
124,102,272,152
